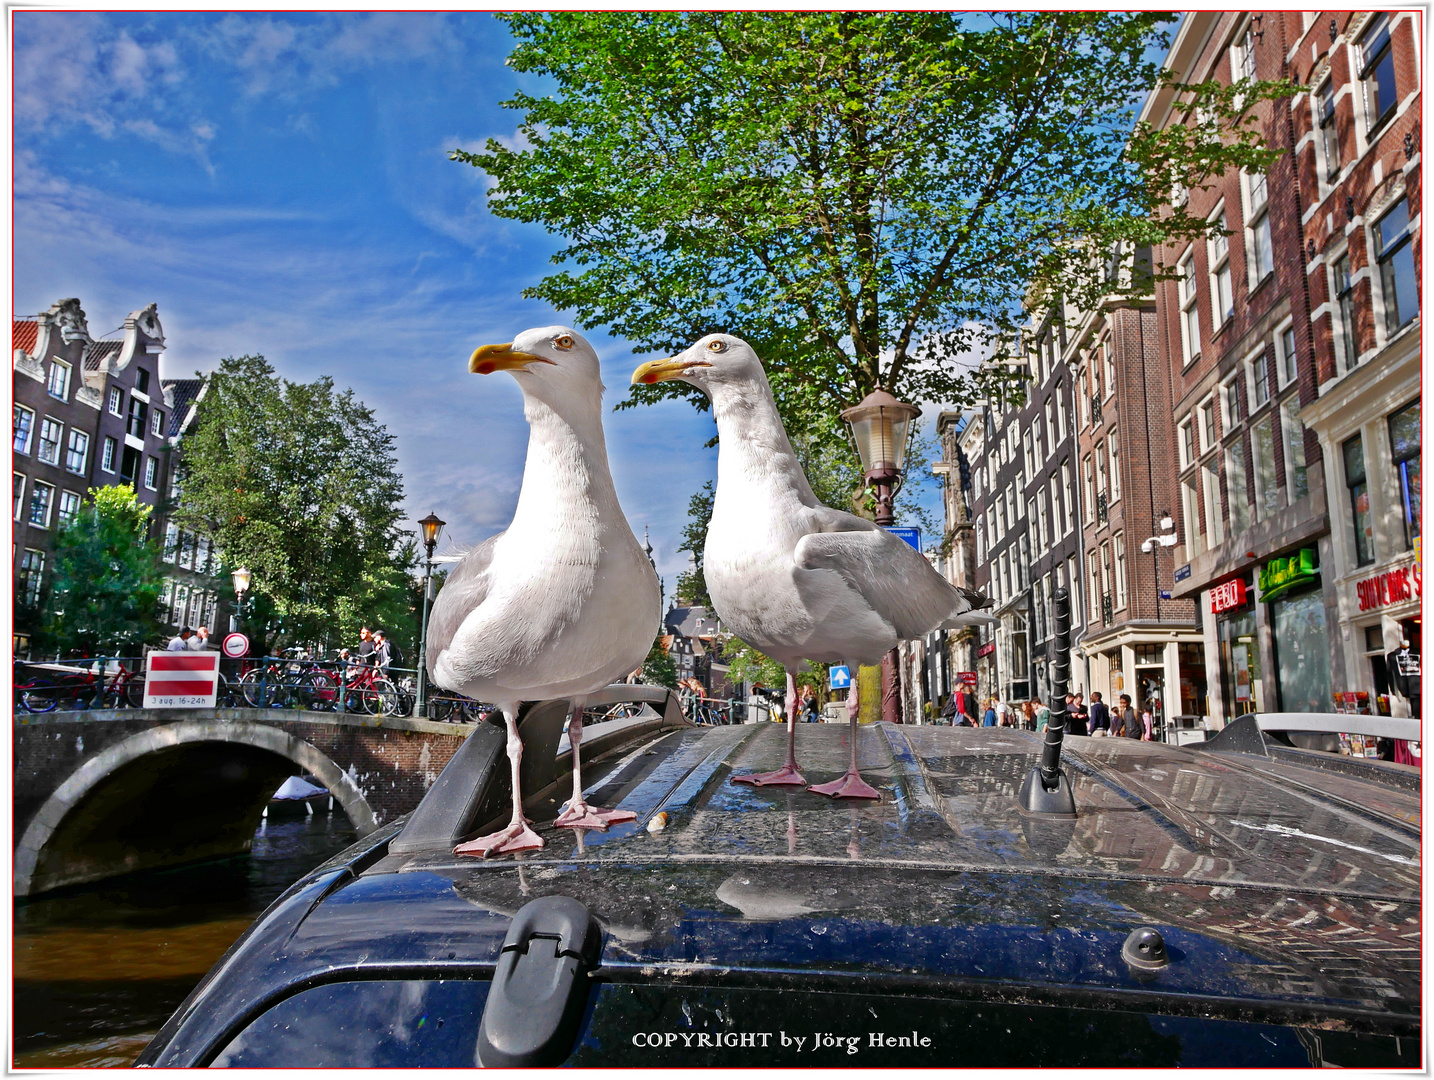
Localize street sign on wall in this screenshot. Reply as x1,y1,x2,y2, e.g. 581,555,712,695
143,651,221,708
886,527,921,551
829,665,852,689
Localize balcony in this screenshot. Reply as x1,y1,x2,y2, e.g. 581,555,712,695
1101,593,1113,625
1096,493,1108,525
1090,396,1102,425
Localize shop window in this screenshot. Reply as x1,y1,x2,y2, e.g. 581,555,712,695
13,405,34,455
1208,210,1235,328
1359,13,1397,132
1217,604,1260,718
1178,641,1208,716
1342,434,1375,566
1281,399,1309,502
1333,254,1358,369
1318,80,1341,181
1226,442,1251,534
1388,401,1421,550
1272,590,1334,712
1178,250,1201,363
1374,198,1419,335
1365,625,1393,705
19,549,45,607
1202,463,1224,547
1251,415,1280,521
1276,324,1298,389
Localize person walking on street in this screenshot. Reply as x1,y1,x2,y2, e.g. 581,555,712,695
187,626,210,651
982,699,997,727
168,627,193,651
994,697,1011,727
1113,694,1138,738
1141,707,1155,740
1021,700,1036,730
372,630,392,673
1087,691,1109,733
1034,698,1051,732
802,686,821,723
356,627,375,667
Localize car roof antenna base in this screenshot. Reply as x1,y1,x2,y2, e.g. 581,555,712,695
1018,586,1077,818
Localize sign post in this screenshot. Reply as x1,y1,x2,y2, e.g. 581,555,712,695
828,665,852,690
144,652,221,709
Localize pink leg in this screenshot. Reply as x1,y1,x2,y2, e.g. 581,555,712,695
455,706,543,857
809,667,880,799
556,701,637,829
732,670,806,786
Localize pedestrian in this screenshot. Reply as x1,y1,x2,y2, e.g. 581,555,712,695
355,627,375,667
188,626,210,651
802,685,820,723
1034,697,1051,732
372,630,392,673
982,698,997,727
1022,700,1037,730
938,694,958,725
168,627,193,651
1114,694,1139,738
994,697,1011,727
1069,692,1090,736
1141,707,1155,740
1087,691,1109,733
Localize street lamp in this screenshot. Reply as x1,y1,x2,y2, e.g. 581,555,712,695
841,388,922,724
230,566,251,634
414,512,446,718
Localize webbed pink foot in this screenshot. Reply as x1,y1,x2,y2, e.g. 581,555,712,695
555,802,637,829
453,820,544,858
808,770,881,800
732,763,807,786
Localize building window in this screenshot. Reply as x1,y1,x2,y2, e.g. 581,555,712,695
1251,415,1280,521
1198,397,1217,453
1089,551,1103,624
1178,250,1200,364
1202,463,1224,547
136,367,151,395
28,481,54,527
1037,495,1049,551
1226,442,1251,535
37,418,62,465
1182,477,1204,557
152,409,166,438
57,490,81,528
1209,211,1234,328
1108,430,1120,503
127,398,148,440
179,531,195,570
196,535,211,574
172,583,189,626
975,519,984,563
19,549,45,607
1374,198,1418,335
1388,401,1421,550
1318,80,1341,181
108,387,123,416
1061,461,1075,533
1343,434,1374,566
164,522,180,563
1220,375,1241,430
1276,325,1298,389
120,445,140,484
1055,388,1067,441
1233,21,1257,81
1247,349,1270,411
101,436,117,473
143,456,158,490
1113,533,1127,609
1333,254,1358,369
1246,173,1274,284
13,405,34,454
1282,400,1309,503
1077,368,1090,428
64,430,89,475
47,360,70,400
1102,343,1116,399
1178,417,1196,469
1048,475,1061,538
13,473,25,521
1066,554,1082,627
1082,456,1095,524
1359,13,1397,132
1099,544,1113,621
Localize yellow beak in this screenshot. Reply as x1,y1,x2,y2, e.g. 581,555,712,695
631,357,709,385
469,343,554,374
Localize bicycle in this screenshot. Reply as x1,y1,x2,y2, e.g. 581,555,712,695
14,661,59,713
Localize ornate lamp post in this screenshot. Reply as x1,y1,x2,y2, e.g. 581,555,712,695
230,566,251,634
415,512,446,718
841,389,922,723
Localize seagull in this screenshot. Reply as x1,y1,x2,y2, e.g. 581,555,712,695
427,326,660,856
633,334,993,799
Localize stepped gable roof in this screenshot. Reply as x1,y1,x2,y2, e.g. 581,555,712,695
163,378,205,437
13,320,38,353
83,339,123,371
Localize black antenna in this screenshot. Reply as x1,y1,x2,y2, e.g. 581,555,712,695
1018,586,1077,816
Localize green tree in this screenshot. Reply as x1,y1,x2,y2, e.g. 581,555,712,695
40,485,165,656
174,355,411,653
457,12,1287,432
638,635,678,689
673,481,713,607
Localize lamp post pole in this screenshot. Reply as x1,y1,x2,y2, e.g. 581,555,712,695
230,566,251,636
414,513,446,719
840,389,922,725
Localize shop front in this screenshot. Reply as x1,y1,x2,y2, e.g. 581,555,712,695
1259,548,1333,713
1212,576,1262,717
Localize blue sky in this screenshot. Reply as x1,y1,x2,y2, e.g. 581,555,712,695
14,10,948,599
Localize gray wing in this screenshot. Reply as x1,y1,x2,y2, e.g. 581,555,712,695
794,527,995,639
425,531,502,677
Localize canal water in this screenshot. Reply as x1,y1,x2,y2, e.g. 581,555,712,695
14,809,359,1068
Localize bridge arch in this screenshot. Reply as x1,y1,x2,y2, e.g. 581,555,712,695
15,720,379,897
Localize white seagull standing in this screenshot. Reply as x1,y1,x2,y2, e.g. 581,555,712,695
633,334,993,799
428,326,660,856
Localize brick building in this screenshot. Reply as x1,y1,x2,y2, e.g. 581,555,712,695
1153,12,1421,722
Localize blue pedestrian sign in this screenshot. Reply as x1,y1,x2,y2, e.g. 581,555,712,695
829,665,852,690
886,527,921,551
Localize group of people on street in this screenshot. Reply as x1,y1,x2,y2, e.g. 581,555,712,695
934,687,1156,739
339,626,398,671
166,626,210,651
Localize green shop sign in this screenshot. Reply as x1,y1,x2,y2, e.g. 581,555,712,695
1259,548,1319,602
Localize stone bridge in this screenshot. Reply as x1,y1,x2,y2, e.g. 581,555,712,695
14,706,472,897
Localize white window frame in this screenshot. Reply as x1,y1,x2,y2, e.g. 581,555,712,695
1108,429,1121,503
1061,461,1075,533
1182,476,1205,558
1177,249,1201,365
28,480,54,528
1202,463,1224,548
1220,375,1241,431
47,359,71,401
101,436,117,474
1281,397,1309,503
108,388,123,416
1245,345,1270,412
1274,319,1298,390
19,549,45,606
1231,19,1257,82
1226,441,1251,534
14,404,35,455
64,429,89,475
1331,250,1358,372
1198,396,1218,453
1102,342,1116,400
1250,413,1280,521
13,472,25,521
37,417,63,465
151,409,165,437
1113,533,1127,609
143,455,158,490
1244,171,1274,286
1208,207,1235,329
57,489,82,528
1082,456,1095,523
1178,417,1196,470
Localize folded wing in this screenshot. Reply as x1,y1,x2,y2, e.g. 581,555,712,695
425,531,502,676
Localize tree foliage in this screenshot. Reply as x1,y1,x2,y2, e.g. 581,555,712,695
457,12,1288,428
174,355,413,652
638,635,678,690
41,485,165,656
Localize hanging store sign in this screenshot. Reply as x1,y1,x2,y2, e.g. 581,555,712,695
957,671,979,686
1355,566,1420,611
1209,578,1247,614
977,642,995,658
1258,548,1319,602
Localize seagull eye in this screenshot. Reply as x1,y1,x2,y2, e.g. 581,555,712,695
554,335,575,351
707,340,727,353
